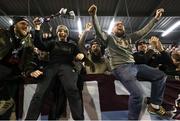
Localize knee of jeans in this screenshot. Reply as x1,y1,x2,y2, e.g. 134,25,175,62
162,74,167,83
131,92,145,102
159,72,167,82
153,71,167,82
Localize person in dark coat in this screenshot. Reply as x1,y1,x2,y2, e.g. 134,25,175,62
25,17,85,120
133,36,175,74
0,16,35,119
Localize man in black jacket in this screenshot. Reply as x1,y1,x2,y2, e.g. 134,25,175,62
0,17,35,119
25,18,85,120
133,36,175,73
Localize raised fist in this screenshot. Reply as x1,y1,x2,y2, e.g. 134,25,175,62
88,4,97,16
155,8,164,20
85,22,93,31
149,36,164,52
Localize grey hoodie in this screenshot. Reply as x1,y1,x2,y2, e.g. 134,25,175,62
92,15,158,69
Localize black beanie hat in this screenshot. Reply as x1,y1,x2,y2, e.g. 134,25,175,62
135,40,147,51
90,38,105,55
13,16,29,25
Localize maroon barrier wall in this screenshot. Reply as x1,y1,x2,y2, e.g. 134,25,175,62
18,74,180,119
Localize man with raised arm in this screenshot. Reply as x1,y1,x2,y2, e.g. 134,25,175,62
88,4,172,120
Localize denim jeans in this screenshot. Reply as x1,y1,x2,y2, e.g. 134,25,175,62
112,63,167,120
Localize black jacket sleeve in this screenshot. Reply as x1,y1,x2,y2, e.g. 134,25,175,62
19,47,37,77
33,30,55,51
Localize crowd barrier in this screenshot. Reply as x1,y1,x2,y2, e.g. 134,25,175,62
17,74,180,120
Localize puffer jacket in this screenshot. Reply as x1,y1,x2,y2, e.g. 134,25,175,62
0,28,35,74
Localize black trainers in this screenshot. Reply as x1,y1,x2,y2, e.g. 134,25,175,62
0,98,14,115
148,104,173,119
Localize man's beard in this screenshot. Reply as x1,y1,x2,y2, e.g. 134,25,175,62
90,51,103,63
15,29,28,38
115,30,124,37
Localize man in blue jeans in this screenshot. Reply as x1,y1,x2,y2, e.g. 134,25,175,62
88,4,172,120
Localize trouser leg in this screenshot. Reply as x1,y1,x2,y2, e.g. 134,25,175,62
58,64,84,120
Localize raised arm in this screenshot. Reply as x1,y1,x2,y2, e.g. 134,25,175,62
88,5,108,41
148,36,172,64
130,8,164,42
33,17,54,51
78,22,93,55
